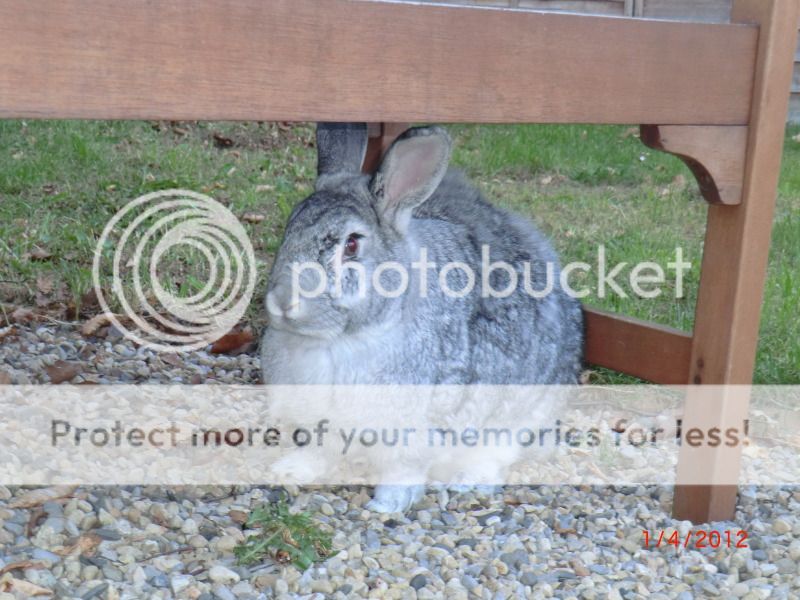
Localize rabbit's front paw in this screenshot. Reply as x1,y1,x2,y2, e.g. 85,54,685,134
366,484,424,513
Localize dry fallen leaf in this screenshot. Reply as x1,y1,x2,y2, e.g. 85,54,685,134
10,307,36,323
212,132,234,148
81,287,102,310
36,274,55,295
0,560,48,577
0,574,53,596
64,290,100,321
620,126,640,139
554,522,577,536
570,558,591,577
0,371,11,385
242,212,266,224
160,353,183,368
229,509,249,525
671,174,687,189
45,360,82,384
587,461,611,482
211,328,255,355
35,293,54,308
81,313,117,337
29,247,53,261
55,532,102,557
0,325,16,341
27,506,46,537
8,485,78,508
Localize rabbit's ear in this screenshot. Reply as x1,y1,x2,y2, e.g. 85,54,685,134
315,122,368,189
371,126,451,234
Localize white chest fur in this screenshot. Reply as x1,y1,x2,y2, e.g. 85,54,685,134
261,321,403,384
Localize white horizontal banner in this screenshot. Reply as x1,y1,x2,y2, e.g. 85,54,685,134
0,385,797,487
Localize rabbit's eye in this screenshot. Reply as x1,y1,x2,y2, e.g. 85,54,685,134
344,234,359,258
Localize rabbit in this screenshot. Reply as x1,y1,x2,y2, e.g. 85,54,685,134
261,123,583,512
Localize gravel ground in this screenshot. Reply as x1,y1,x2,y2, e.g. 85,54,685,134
1,323,799,599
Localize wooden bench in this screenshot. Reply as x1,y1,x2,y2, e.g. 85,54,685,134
1,0,797,522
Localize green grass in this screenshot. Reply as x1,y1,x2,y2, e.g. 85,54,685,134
0,120,315,319
450,124,800,384
450,124,687,185
0,120,798,383
234,497,335,570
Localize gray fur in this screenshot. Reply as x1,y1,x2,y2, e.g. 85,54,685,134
263,124,583,385
261,124,584,510
371,126,452,234
315,122,368,191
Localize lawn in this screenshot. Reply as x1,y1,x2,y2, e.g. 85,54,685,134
0,120,797,383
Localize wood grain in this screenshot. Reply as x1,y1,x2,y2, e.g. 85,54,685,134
363,123,410,173
516,0,626,14
583,307,693,384
0,0,757,124
640,125,748,205
673,0,800,524
640,0,732,22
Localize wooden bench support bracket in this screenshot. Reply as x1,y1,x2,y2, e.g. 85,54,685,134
640,125,749,205
672,0,800,524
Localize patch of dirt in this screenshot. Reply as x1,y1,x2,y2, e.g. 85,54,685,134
0,282,30,306
149,121,315,153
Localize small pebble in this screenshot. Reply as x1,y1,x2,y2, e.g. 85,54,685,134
410,574,427,590
209,565,240,585
1,324,798,600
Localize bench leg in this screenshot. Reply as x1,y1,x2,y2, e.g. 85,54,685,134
672,0,799,523
363,123,408,173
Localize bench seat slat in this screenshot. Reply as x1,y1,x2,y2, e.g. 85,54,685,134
0,0,758,124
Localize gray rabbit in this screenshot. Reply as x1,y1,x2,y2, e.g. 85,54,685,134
261,123,583,511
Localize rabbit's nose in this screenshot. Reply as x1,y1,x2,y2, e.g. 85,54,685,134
266,288,303,320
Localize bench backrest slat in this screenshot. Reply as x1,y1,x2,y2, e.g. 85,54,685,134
0,0,758,124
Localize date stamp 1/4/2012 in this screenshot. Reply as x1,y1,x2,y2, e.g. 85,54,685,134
643,530,749,550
